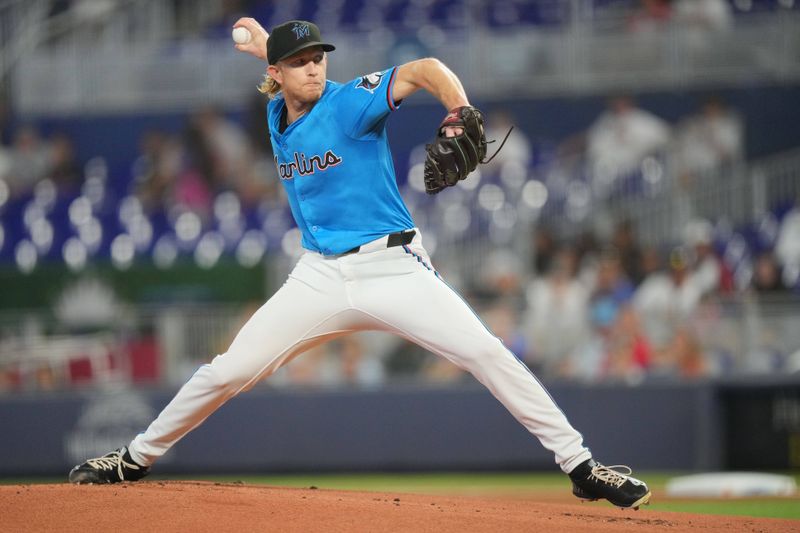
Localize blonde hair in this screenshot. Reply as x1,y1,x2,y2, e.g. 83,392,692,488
258,73,282,99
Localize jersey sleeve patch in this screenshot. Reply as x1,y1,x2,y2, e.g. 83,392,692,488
355,71,385,94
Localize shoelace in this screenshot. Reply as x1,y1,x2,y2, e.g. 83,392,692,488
588,464,633,488
85,451,141,480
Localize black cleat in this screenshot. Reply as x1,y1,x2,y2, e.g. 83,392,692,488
68,447,149,484
568,459,651,509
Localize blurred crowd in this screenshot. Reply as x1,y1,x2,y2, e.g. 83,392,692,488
628,0,734,36
130,98,281,218
265,209,800,389
0,124,82,201
556,93,743,195
0,95,280,216
2,82,799,392
495,216,794,384
277,86,797,389
1,0,799,392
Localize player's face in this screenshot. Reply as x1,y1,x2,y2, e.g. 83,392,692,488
273,47,327,104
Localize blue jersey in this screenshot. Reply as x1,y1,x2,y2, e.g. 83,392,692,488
267,66,415,255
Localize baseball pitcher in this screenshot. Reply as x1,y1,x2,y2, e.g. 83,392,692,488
69,18,650,510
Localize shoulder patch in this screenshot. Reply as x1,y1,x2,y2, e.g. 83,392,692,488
355,71,384,93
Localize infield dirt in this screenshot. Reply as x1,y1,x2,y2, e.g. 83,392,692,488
2,481,797,532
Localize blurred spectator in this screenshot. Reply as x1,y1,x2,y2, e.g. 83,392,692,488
473,248,524,300
0,97,10,182
276,335,376,388
675,96,743,179
567,249,635,381
776,200,800,271
4,125,50,198
531,225,557,276
684,219,729,294
243,92,281,209
672,0,733,33
183,119,216,187
190,105,254,193
523,247,590,376
339,336,370,385
587,95,671,182
0,143,10,188
627,0,672,34
673,0,733,57
0,366,20,392
611,219,644,286
751,252,787,294
0,93,10,145
47,132,82,195
385,340,467,385
633,247,703,349
640,245,663,279
34,364,58,391
245,92,271,153
237,157,282,210
132,130,186,212
656,326,708,379
603,305,652,382
180,119,218,214
482,109,532,178
588,248,635,328
574,230,601,288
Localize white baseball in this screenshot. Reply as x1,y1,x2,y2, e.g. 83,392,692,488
232,27,252,45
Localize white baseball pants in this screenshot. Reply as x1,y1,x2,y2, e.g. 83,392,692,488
129,231,591,473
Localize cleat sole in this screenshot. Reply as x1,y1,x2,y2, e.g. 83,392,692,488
618,491,651,510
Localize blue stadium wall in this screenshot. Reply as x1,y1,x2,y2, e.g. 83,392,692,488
1,379,798,476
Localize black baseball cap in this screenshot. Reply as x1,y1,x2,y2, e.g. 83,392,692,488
267,20,335,65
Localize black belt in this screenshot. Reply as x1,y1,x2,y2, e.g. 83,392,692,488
343,230,416,255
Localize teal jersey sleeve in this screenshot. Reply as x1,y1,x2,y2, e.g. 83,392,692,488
333,67,402,139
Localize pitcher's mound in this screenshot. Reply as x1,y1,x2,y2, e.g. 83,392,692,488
2,481,797,532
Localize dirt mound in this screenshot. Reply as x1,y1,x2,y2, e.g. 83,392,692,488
2,481,796,532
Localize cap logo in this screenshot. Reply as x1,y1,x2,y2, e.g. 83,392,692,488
291,22,310,39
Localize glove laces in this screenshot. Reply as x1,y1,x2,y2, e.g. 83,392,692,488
480,126,514,165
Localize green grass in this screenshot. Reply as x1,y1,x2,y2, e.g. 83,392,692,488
4,471,799,520
167,471,800,520
188,472,800,520
184,472,572,493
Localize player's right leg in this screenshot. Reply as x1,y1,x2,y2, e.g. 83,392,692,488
69,252,354,483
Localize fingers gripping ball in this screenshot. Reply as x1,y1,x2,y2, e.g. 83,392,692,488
232,27,252,44
423,106,487,194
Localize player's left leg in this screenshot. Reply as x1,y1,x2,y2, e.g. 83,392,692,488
349,241,590,472
348,238,649,508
